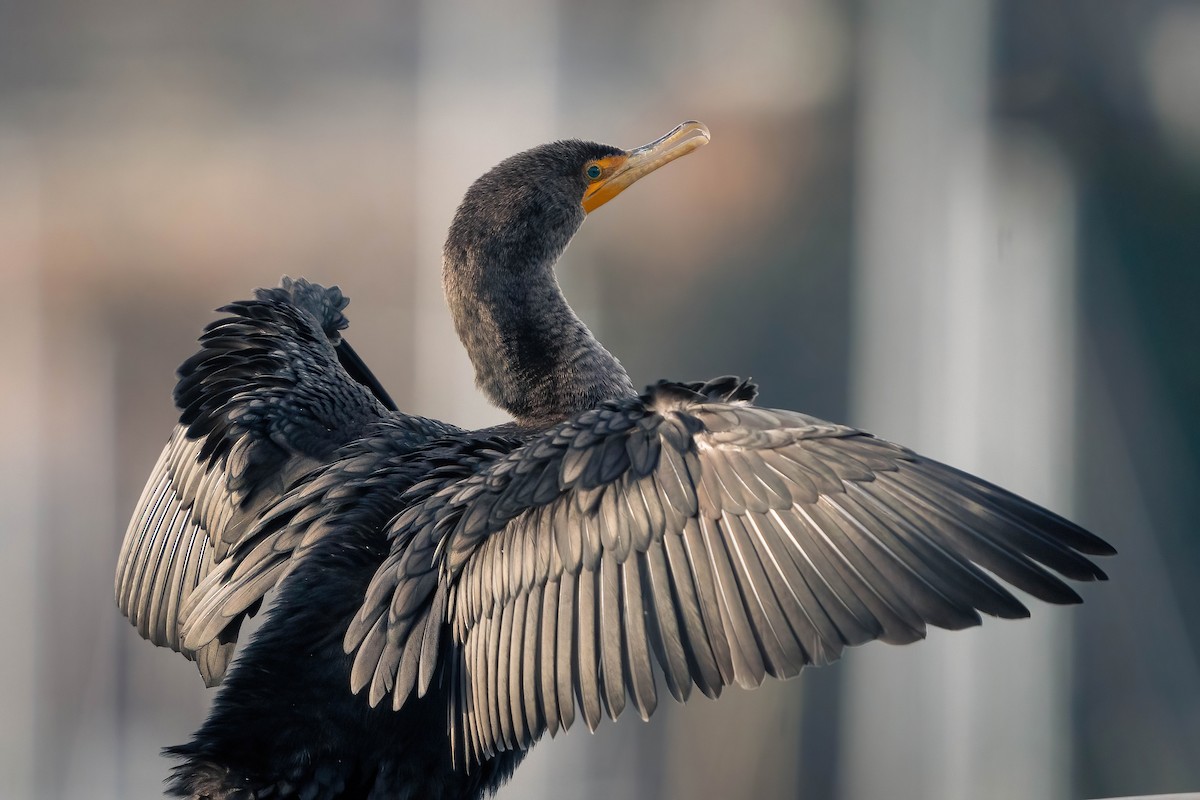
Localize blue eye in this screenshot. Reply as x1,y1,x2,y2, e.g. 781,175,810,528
586,164,602,180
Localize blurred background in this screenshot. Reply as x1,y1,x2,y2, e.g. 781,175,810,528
1,0,1198,798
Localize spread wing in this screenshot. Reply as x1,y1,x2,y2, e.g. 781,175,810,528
345,378,1114,764
175,415,464,656
115,278,406,685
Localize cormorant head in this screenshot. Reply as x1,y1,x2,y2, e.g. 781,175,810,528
445,121,710,278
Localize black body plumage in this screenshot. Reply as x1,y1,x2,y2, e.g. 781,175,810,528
116,134,1114,800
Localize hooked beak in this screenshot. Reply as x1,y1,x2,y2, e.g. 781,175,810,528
582,121,710,214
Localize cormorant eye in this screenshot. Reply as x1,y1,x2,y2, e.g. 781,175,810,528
586,164,602,180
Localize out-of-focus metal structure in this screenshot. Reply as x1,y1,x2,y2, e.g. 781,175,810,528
845,2,1080,798
0,134,41,800
412,0,557,431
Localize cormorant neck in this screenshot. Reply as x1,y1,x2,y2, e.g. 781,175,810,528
443,226,635,428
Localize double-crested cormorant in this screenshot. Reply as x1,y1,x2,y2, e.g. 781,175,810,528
116,122,1114,800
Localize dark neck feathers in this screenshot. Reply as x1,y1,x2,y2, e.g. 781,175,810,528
443,153,634,427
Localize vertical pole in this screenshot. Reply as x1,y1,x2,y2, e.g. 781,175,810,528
47,330,121,799
0,134,40,800
844,2,1078,798
411,0,560,429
